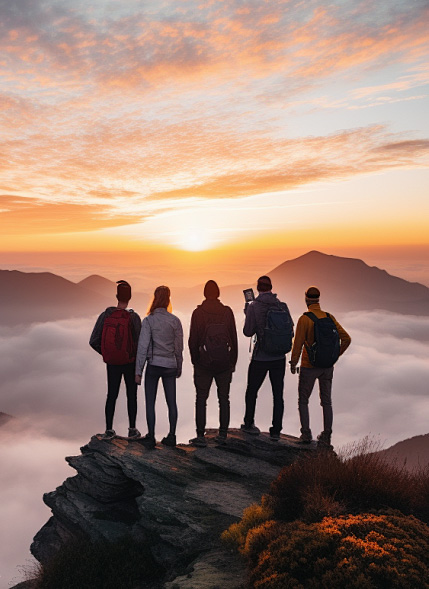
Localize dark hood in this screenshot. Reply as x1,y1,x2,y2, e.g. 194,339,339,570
199,299,226,315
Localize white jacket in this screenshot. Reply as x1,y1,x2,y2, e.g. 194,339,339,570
135,308,183,375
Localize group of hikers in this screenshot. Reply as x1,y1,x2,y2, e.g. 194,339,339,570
90,276,351,451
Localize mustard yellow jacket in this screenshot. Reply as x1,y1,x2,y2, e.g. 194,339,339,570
290,303,351,368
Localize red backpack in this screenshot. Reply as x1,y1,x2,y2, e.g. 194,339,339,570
101,310,136,365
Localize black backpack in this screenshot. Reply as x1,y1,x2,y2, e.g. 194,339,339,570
261,302,294,355
199,312,232,373
304,312,340,368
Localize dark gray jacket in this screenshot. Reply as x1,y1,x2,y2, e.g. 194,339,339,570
243,292,293,361
89,307,142,356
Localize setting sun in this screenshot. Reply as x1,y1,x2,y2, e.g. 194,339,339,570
179,230,213,252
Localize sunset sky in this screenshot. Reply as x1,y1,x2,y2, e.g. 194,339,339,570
1,0,428,283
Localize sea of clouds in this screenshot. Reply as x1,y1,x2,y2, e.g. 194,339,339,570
1,310,428,587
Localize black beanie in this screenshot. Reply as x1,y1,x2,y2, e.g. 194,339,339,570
257,275,272,292
204,280,220,300
305,286,320,299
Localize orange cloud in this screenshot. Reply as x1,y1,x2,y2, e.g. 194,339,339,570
0,196,145,235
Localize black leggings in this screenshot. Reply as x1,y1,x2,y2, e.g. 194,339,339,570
144,364,177,438
105,363,137,430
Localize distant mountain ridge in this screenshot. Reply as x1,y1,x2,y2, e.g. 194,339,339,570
0,269,111,326
376,434,429,471
1,251,428,325
269,251,429,315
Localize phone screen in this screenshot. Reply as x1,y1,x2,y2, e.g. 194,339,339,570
243,288,255,303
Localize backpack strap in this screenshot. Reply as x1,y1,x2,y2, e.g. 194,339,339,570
304,311,318,322
146,315,154,362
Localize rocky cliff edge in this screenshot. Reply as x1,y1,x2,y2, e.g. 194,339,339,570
30,429,314,588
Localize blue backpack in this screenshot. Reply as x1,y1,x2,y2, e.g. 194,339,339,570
304,312,340,368
262,303,294,355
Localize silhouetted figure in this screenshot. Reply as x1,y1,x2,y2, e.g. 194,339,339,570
188,280,238,447
135,286,183,448
290,286,351,449
242,276,294,440
90,280,141,439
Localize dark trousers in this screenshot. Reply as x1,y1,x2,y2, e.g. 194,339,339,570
105,363,137,430
144,364,177,438
298,366,334,434
244,358,285,434
193,365,232,436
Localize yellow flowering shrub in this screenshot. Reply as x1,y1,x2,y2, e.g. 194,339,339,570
246,513,429,589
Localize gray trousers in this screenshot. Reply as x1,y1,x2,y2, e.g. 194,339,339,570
298,366,334,434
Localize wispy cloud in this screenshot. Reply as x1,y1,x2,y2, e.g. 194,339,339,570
0,0,428,239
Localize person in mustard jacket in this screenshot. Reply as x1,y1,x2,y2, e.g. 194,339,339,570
290,286,351,449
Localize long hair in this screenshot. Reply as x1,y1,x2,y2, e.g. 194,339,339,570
148,285,171,315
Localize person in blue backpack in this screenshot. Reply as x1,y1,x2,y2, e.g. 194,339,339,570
90,280,142,440
290,286,351,450
241,276,294,441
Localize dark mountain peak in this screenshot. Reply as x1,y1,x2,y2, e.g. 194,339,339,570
285,250,367,268
377,433,429,471
266,251,429,315
78,275,116,295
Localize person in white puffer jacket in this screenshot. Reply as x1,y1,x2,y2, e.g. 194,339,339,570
135,285,183,448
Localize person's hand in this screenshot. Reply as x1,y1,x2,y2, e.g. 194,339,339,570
135,374,142,385
176,369,182,378
289,363,297,375
244,302,249,314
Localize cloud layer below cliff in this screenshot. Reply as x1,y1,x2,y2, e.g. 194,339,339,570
1,310,428,585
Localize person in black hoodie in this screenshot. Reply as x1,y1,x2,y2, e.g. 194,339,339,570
188,280,238,447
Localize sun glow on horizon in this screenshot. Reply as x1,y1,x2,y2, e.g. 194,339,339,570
178,229,214,252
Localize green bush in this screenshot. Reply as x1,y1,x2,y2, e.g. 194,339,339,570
246,513,429,589
32,536,163,589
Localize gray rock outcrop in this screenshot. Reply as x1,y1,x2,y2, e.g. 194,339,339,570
31,429,313,588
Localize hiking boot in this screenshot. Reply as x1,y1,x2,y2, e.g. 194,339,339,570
189,436,207,448
141,434,156,449
102,429,116,439
161,433,176,447
128,428,141,439
299,430,313,444
214,431,227,444
317,431,333,450
240,423,260,435
269,428,280,441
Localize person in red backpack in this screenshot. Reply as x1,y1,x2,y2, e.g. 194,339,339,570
90,280,142,439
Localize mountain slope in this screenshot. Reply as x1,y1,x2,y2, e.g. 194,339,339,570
0,270,111,326
172,251,429,316
268,251,429,315
377,434,429,471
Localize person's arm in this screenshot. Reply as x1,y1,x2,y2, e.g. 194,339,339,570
131,312,142,344
243,303,257,338
290,315,306,369
188,309,199,366
135,318,151,380
89,312,105,354
331,316,351,356
174,318,184,377
227,307,238,369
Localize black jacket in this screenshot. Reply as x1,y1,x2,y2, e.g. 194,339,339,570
188,299,238,369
